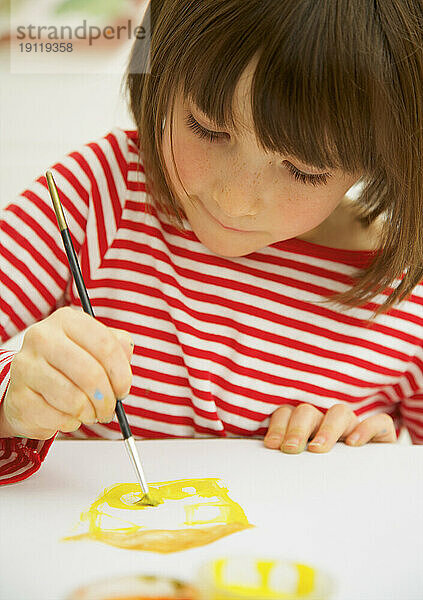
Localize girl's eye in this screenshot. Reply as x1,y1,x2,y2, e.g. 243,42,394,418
184,112,227,143
284,161,332,187
185,111,331,187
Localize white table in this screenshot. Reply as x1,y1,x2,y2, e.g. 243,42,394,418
0,439,422,600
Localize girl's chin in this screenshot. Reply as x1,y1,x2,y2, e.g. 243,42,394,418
192,228,266,258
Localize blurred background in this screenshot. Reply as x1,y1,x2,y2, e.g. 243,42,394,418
0,2,143,341
0,0,411,443
0,0,147,204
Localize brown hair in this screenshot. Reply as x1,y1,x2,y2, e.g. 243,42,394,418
125,0,423,320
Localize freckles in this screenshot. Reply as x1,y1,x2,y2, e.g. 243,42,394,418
175,142,211,189
163,137,194,192
173,146,193,184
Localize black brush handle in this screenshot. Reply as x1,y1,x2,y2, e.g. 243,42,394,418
60,229,94,317
115,400,132,439
60,229,133,440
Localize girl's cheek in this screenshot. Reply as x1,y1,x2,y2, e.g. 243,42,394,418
167,123,213,191
162,137,194,197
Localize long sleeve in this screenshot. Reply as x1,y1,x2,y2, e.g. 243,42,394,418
0,140,93,484
400,344,423,444
2,124,422,486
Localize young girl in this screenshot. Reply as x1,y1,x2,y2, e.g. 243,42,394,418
1,0,422,485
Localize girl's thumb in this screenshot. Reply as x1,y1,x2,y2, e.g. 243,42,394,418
109,327,135,362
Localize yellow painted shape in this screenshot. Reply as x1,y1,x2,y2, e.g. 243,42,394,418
296,564,315,595
212,558,315,599
61,478,253,553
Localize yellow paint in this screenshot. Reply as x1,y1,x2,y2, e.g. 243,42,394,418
296,564,314,595
61,478,253,553
211,558,315,599
136,492,161,507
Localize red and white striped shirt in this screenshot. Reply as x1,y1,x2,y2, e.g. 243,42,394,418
1,127,422,485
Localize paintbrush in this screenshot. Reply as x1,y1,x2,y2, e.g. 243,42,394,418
45,170,157,507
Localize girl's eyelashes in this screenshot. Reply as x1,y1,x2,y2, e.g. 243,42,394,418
184,111,332,187
283,161,332,187
184,111,227,143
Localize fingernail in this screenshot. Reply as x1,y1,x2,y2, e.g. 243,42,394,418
309,435,326,447
265,435,281,447
347,432,360,444
284,436,300,447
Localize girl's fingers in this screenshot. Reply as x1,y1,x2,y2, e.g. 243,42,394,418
11,387,81,440
21,353,97,424
265,404,396,455
108,327,135,362
264,405,293,449
60,309,132,401
40,333,117,423
345,413,397,446
281,403,323,453
308,403,359,453
266,403,323,454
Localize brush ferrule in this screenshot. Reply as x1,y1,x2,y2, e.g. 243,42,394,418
124,436,150,496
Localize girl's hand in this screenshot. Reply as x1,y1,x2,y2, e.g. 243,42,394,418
264,403,397,454
0,307,134,440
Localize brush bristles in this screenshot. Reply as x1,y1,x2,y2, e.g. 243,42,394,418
135,493,160,507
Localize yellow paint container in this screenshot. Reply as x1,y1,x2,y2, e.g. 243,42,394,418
65,574,197,600
195,557,335,600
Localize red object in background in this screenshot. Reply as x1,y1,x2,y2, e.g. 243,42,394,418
66,574,199,600
0,0,147,50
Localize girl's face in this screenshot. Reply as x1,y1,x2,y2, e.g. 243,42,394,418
162,62,360,258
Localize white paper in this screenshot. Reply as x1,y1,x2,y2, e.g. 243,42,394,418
0,439,422,600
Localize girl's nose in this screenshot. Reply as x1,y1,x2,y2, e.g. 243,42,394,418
213,158,270,218
216,195,260,217
214,188,261,218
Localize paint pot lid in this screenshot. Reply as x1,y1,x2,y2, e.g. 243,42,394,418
195,556,336,600
65,574,198,600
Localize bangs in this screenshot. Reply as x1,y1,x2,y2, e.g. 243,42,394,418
172,1,379,175
127,0,423,317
